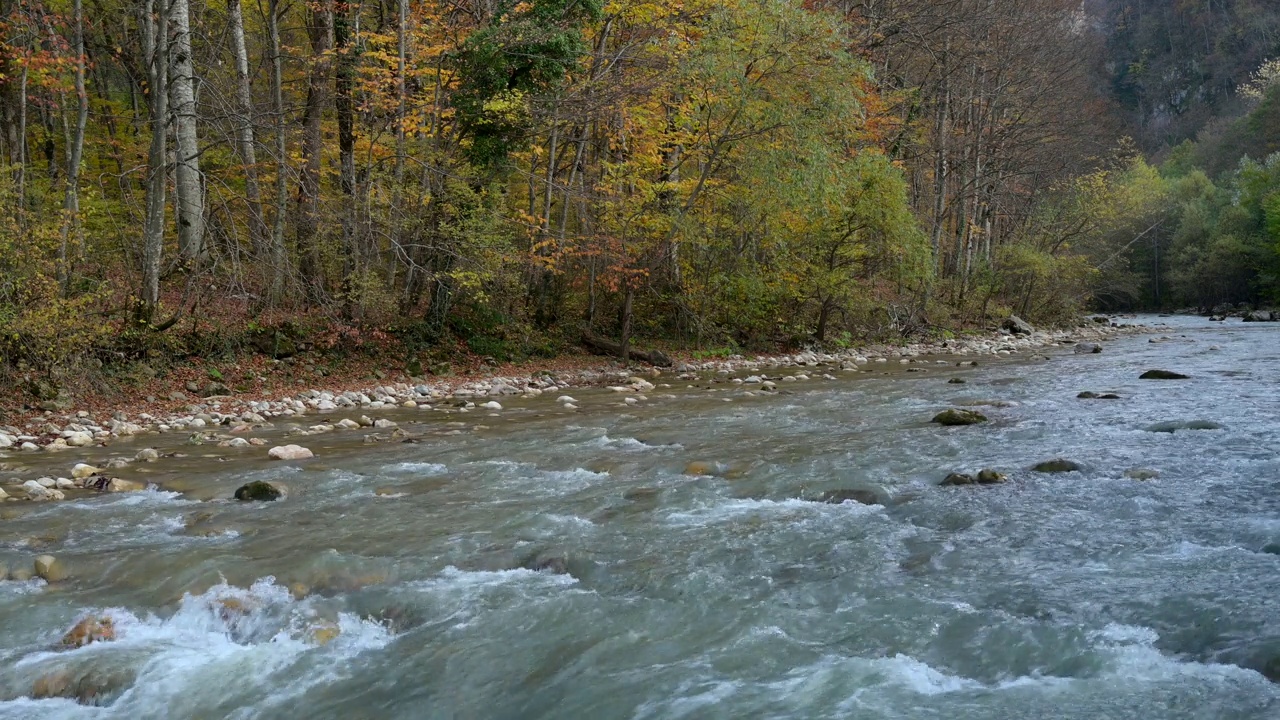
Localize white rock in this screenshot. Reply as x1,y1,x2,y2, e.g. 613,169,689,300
781,376,797,383
373,418,398,428
135,448,160,462
268,445,314,461
71,463,100,479
624,397,638,405
557,396,578,404
36,477,57,488
481,401,502,411
0,487,6,499
226,437,251,448
337,418,360,429
19,442,38,451
0,433,12,448
55,477,77,490
64,432,92,447
316,399,337,411
563,404,578,410
23,481,62,500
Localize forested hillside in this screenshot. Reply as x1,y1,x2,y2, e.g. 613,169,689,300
0,0,1277,398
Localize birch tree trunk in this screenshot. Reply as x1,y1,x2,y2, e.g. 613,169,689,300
267,0,288,301
141,0,170,320
227,0,268,255
169,0,204,262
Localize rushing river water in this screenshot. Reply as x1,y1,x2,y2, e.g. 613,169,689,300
1,316,1279,719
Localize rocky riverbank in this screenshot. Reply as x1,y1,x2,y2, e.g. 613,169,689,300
0,312,1157,468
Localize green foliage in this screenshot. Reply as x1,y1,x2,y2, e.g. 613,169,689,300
453,0,603,167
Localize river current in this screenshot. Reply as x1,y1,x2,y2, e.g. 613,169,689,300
1,316,1278,719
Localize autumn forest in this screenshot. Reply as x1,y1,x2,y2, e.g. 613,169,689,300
1,0,1279,384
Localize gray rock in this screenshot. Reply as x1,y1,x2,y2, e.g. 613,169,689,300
1032,459,1081,473
977,469,1007,484
932,409,988,426
1074,342,1102,354
1001,316,1034,335
940,473,975,486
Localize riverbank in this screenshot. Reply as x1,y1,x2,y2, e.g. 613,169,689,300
0,315,1159,463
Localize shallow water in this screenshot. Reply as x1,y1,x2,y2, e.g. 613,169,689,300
2,317,1279,719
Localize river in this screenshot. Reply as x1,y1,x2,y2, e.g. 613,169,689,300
1,316,1278,719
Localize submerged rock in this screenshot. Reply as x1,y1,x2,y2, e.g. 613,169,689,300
948,378,967,384
1125,468,1160,481
1140,369,1190,380
940,473,975,486
234,480,287,501
34,554,68,582
816,489,880,505
1032,459,1081,473
1144,420,1224,433
932,408,988,426
268,444,314,460
1077,391,1099,399
1074,342,1102,354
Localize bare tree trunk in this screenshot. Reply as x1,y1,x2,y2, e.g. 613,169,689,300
169,0,204,263
227,0,267,255
140,0,169,320
59,0,88,294
296,0,333,301
335,0,358,316
15,65,27,220
267,0,288,301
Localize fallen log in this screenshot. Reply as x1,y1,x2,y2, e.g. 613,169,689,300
582,334,673,367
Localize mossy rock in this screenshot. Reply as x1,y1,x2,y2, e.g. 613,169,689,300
932,409,988,426
234,480,287,501
977,469,1007,484
1032,459,1081,473
940,473,975,486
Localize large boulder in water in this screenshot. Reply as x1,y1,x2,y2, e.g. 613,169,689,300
34,554,68,582
234,480,288,501
1140,369,1189,380
1001,316,1034,335
268,444,314,460
1032,459,1081,473
61,615,116,648
1243,310,1275,322
932,408,988,426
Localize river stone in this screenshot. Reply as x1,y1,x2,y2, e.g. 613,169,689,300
1261,543,1280,556
71,463,100,479
948,378,966,384
1243,310,1275,322
61,615,117,648
1002,316,1033,335
135,448,160,462
1144,420,1224,433
1077,391,1099,399
1125,468,1160,480
1032,459,1081,473
81,475,144,493
977,469,1007,484
234,480,288,501
268,444,314,460
932,409,988,426
1140,369,1190,380
34,554,67,582
816,489,880,505
684,461,727,477
1074,342,1103,354
941,473,975,486
23,480,64,501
